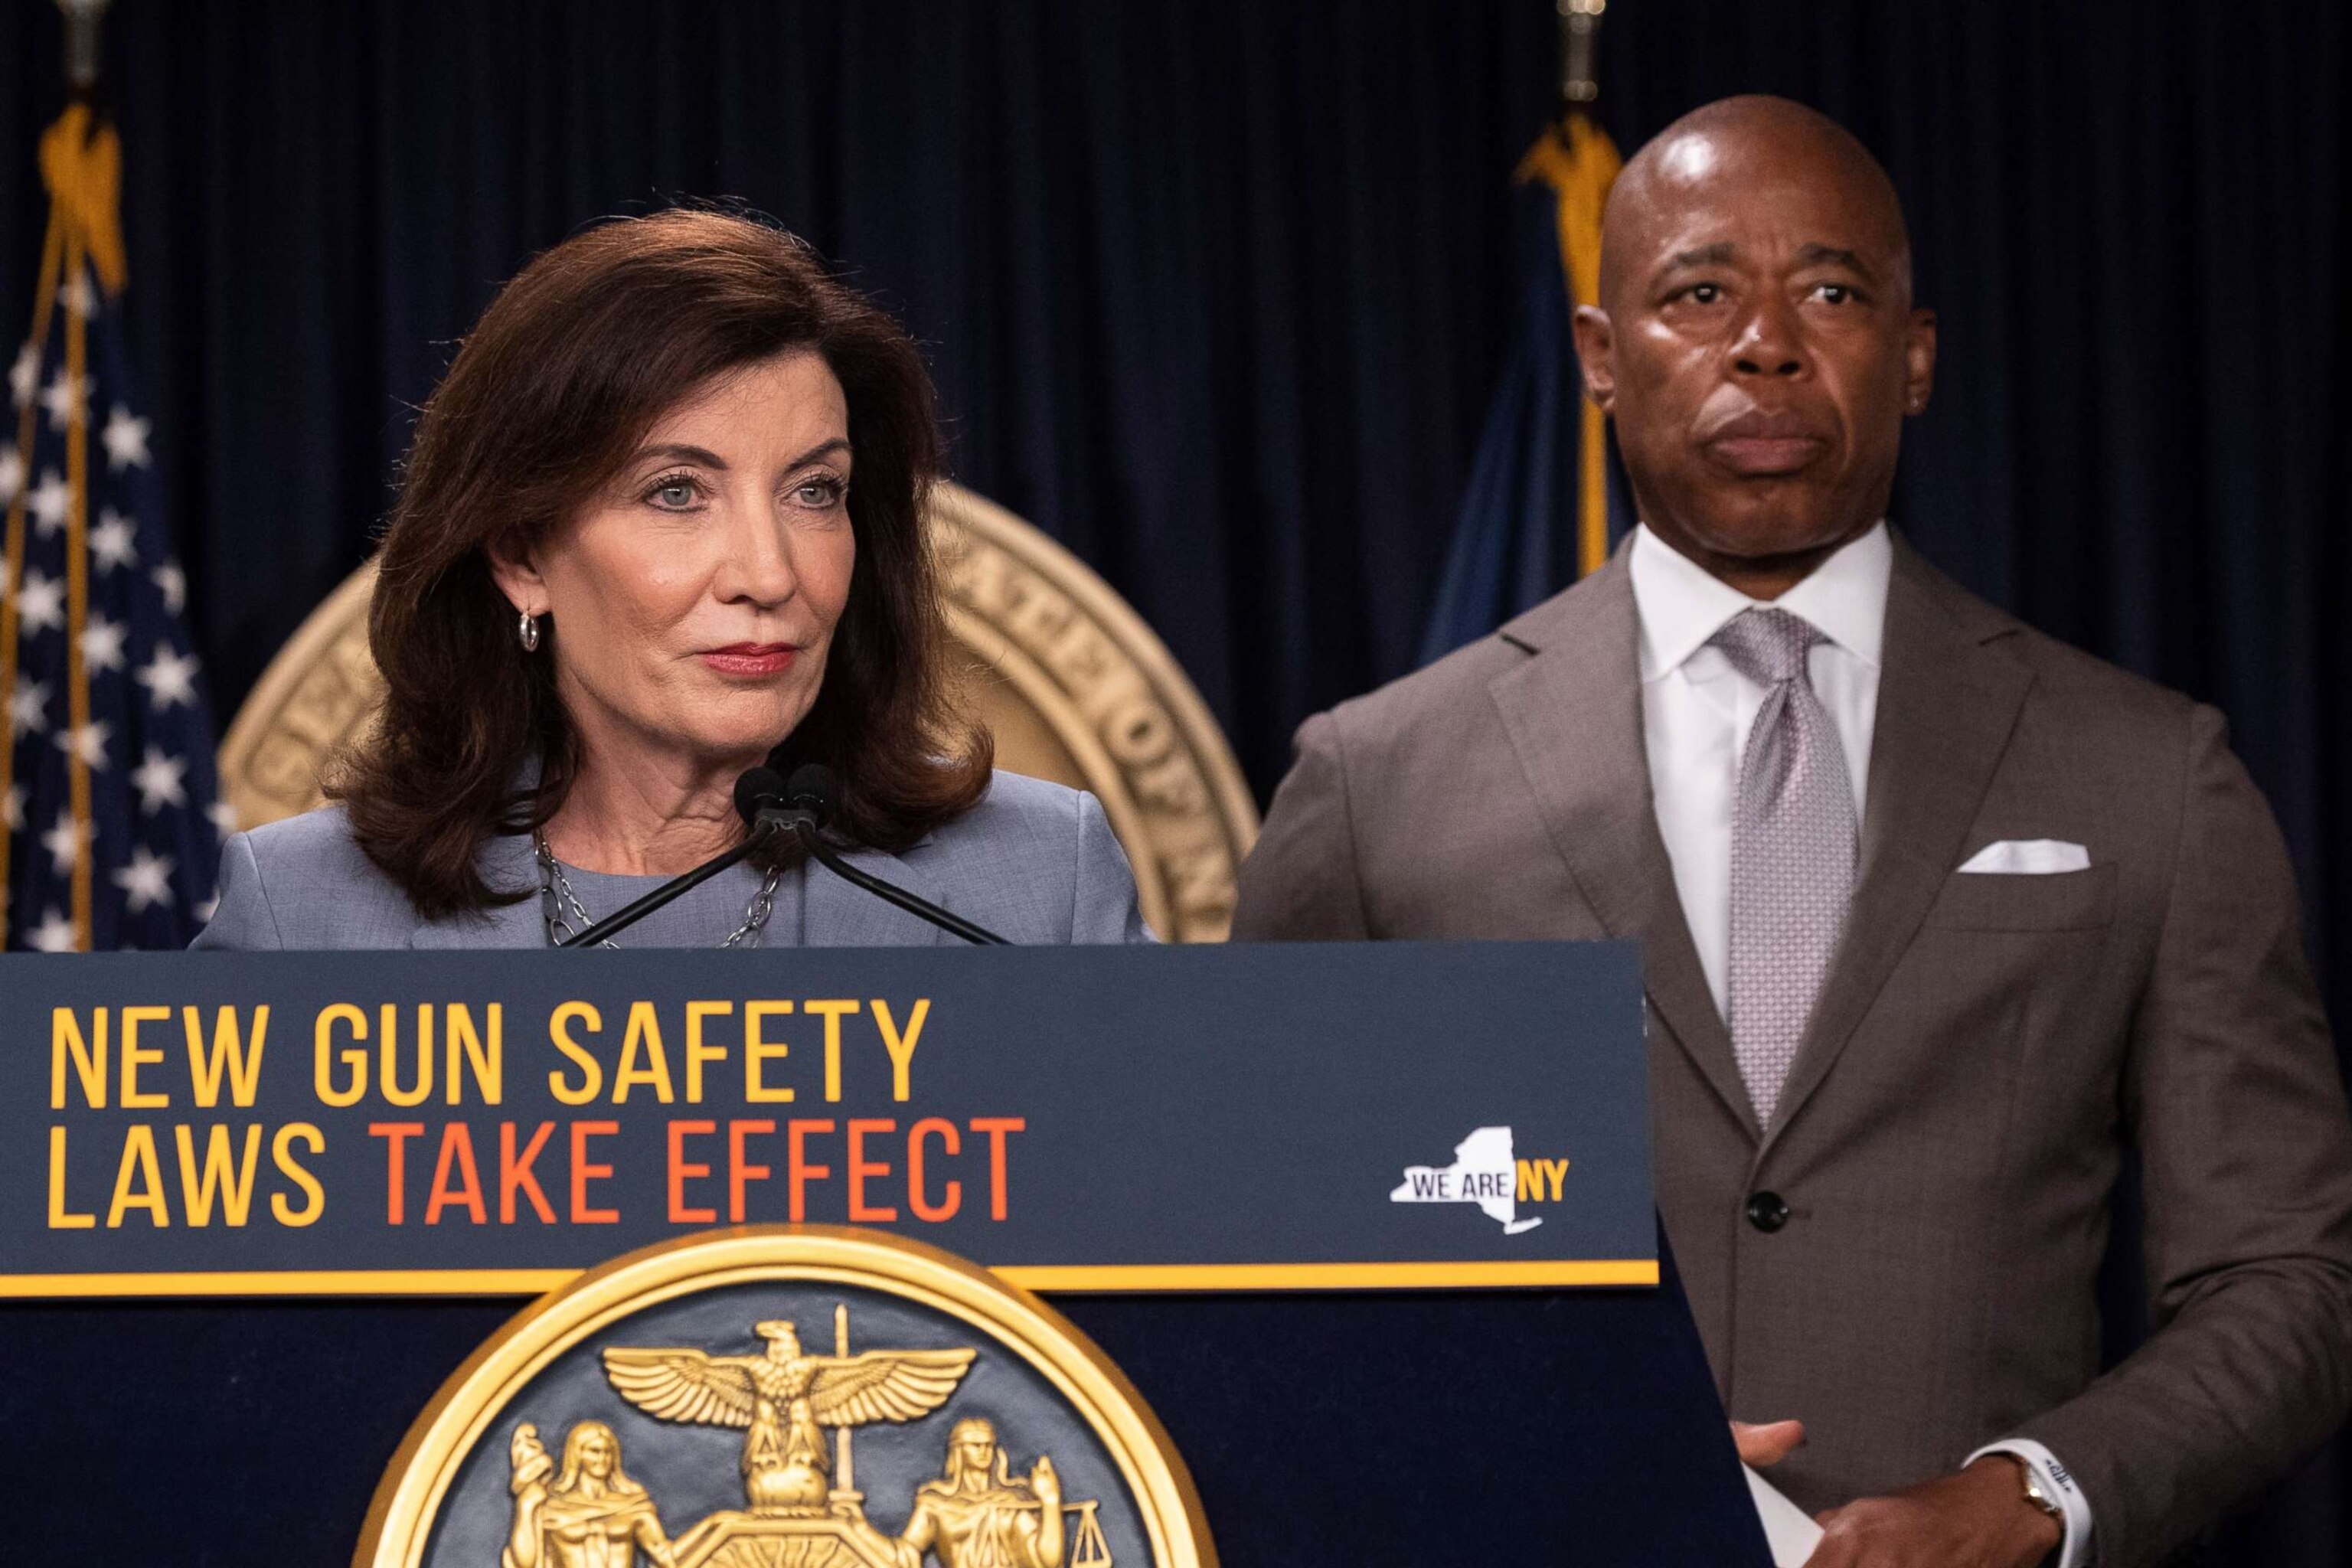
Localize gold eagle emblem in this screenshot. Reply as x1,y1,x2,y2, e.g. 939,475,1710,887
355,1232,1188,1568
603,1319,974,1514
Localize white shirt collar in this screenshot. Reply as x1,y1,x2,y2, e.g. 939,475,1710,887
1630,520,1892,681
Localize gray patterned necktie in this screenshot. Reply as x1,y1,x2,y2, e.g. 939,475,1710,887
1712,608,1857,1129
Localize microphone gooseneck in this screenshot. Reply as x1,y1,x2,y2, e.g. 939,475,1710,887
777,763,1010,947
557,761,1012,949
554,774,786,949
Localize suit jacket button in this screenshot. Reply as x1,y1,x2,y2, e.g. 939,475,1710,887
1746,1192,1790,1233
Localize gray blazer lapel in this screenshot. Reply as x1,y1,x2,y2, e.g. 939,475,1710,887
1486,555,1759,1137
803,841,950,947
407,834,546,949
1761,540,2034,1151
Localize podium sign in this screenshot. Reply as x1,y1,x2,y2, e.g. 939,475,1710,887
0,942,1655,1297
2,942,1777,1566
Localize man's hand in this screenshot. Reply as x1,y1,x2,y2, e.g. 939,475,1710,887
1804,1456,2061,1568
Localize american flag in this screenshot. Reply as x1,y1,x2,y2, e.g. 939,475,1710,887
2,106,224,952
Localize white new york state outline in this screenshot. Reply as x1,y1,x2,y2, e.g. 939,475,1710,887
1389,1125,1543,1235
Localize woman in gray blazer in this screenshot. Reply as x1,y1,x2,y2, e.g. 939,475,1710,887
198,211,1145,951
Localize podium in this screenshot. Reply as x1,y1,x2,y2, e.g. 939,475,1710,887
0,943,1772,1565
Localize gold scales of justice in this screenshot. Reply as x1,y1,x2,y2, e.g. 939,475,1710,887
509,1302,1116,1568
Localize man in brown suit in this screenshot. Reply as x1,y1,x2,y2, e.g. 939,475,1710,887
1233,96,2352,1568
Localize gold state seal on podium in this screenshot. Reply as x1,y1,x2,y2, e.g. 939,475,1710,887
356,1227,1214,1568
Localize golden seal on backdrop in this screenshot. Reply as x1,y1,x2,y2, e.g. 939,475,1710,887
216,483,1259,941
354,1227,1216,1568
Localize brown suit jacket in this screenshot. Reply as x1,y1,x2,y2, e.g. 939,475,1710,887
1232,538,2352,1566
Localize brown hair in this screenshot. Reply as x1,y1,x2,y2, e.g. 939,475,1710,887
334,209,990,917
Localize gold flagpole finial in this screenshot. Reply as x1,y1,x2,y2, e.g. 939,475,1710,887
47,4,126,296
40,0,128,299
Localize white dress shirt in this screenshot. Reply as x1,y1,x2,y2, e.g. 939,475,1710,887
1628,521,2095,1566
1630,520,1889,1021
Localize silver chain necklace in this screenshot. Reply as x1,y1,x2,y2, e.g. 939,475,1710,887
534,833,782,949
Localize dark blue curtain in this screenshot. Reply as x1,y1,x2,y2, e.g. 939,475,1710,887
3,2,2348,1563
0,0,1555,802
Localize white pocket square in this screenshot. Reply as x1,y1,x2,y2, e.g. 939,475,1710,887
1958,839,2091,875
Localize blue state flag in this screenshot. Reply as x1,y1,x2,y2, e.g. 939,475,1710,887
1419,116,1628,665
2,106,224,951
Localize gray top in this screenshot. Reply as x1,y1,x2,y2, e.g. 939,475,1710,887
549,858,808,949
194,769,1151,950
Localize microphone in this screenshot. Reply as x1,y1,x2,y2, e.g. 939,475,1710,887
554,771,789,949
733,766,807,837
762,763,1010,946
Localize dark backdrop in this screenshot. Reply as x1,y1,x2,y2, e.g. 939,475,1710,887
3,1,2348,1563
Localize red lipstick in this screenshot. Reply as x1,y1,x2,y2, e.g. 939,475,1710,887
700,643,799,677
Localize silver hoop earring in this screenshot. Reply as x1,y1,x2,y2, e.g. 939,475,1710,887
518,609,540,652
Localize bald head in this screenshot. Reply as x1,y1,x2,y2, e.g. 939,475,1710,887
1570,96,1936,597
1599,96,1914,315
